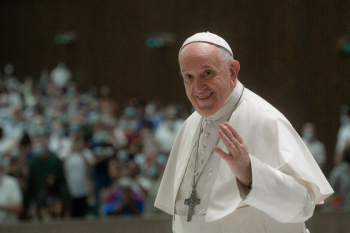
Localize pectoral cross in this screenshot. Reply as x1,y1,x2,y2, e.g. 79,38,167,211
184,187,200,222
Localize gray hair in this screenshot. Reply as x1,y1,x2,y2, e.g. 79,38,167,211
178,44,234,68
217,46,234,67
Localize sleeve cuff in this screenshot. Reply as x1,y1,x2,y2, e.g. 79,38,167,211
242,154,308,223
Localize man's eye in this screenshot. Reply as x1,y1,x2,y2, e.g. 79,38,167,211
185,74,193,79
204,71,211,76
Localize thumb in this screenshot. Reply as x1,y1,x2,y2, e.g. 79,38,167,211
214,146,230,163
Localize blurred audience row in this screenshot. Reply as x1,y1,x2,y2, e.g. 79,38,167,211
0,63,188,224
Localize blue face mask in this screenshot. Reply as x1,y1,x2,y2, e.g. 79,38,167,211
167,121,175,131
7,117,16,125
70,123,81,131
340,115,350,125
93,131,109,142
36,127,47,136
148,166,159,178
117,151,129,161
118,120,128,130
10,150,20,157
32,145,44,157
157,154,167,165
134,153,145,166
303,131,314,140
54,129,65,137
1,158,10,168
128,121,139,131
124,107,136,117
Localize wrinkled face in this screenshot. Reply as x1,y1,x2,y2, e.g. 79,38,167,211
179,42,239,117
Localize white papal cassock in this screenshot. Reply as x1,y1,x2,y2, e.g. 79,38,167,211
155,81,333,233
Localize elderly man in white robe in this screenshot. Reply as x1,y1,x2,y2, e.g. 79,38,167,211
154,32,333,233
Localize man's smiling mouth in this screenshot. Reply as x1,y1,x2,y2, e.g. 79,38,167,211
197,93,212,99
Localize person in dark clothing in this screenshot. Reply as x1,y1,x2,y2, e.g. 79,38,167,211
23,136,70,219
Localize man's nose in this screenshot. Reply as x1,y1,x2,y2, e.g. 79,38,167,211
193,77,207,92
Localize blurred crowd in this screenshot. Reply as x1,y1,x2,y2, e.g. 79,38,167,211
2,62,350,225
0,63,189,224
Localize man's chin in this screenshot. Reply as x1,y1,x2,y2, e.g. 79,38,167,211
195,107,217,118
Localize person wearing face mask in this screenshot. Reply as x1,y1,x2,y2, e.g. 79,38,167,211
0,156,23,224
301,123,326,169
48,120,69,157
60,131,95,217
23,136,70,219
90,122,116,216
335,106,350,164
155,104,185,154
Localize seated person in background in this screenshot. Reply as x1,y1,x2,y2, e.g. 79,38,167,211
0,156,23,224
301,123,326,169
102,176,144,216
38,174,69,220
329,147,350,212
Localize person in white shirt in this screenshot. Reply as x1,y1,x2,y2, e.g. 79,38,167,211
48,120,69,157
155,32,333,233
0,156,23,224
60,131,95,217
155,104,184,154
50,61,72,89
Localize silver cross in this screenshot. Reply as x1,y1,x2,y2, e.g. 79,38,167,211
184,188,200,222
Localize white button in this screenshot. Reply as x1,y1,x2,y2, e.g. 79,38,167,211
195,172,199,176
202,145,206,149
207,120,212,125
205,132,210,137
199,159,204,164
210,168,213,171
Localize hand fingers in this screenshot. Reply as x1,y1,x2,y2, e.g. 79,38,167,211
218,130,239,153
219,124,235,143
214,146,231,162
224,122,244,143
219,124,241,149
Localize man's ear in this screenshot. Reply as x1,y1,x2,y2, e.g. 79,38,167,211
230,60,240,81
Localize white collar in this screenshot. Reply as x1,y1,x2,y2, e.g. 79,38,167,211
205,81,244,121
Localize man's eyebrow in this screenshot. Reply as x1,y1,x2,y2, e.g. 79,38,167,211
181,66,212,73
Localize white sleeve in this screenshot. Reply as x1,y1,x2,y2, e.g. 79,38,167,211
241,155,315,223
9,178,23,205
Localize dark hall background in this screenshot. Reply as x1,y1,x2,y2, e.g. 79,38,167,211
1,0,350,175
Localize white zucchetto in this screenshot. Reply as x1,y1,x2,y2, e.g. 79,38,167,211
179,32,233,57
